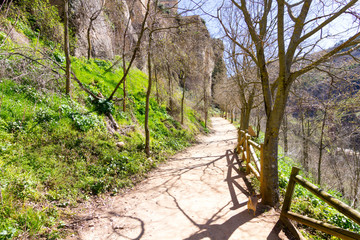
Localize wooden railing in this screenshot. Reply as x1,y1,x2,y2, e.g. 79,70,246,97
236,129,263,180
281,167,360,240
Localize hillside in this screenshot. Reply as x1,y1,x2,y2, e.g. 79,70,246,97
0,1,223,239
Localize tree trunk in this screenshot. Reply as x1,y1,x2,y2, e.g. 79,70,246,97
240,106,251,131
256,115,261,138
261,111,282,207
282,112,288,156
300,111,309,172
203,77,208,128
145,36,153,157
87,21,93,60
64,0,71,95
122,57,127,112
260,84,289,207
155,68,159,104
317,108,327,185
167,64,173,111
181,77,186,125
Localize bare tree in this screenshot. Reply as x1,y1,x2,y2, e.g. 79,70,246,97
82,0,106,60
218,0,360,206
107,0,151,101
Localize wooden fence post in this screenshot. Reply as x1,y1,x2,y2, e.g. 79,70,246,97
260,143,264,197
245,133,251,174
281,167,301,215
280,167,305,240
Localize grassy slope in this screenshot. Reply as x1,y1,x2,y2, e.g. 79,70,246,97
0,26,205,240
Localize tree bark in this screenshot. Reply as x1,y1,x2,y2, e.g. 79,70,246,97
203,76,208,128
181,76,186,124
240,107,251,131
301,113,309,172
87,20,93,60
145,35,153,157
260,78,290,206
122,57,127,112
256,115,261,138
261,108,282,207
64,0,71,96
167,64,173,111
155,68,159,104
317,108,327,184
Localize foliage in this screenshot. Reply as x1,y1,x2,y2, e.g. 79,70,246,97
6,0,63,45
277,153,360,239
248,136,360,239
0,20,204,239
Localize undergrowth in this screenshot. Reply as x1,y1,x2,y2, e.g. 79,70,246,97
249,135,360,239
277,155,360,239
0,17,204,240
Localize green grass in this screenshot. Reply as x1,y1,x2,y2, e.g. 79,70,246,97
277,155,360,239
0,61,202,239
0,37,204,240
247,134,360,239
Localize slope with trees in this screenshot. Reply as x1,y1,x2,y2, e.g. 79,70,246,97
217,0,360,207
0,0,225,238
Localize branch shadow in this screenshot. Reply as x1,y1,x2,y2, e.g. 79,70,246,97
166,188,250,240
225,149,254,210
163,149,269,240
267,220,298,240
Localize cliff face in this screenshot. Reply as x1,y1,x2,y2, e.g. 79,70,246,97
50,0,226,96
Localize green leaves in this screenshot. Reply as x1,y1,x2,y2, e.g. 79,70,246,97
60,103,103,132
93,98,114,115
278,156,360,238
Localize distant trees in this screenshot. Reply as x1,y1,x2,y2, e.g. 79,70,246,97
217,4,262,130
144,1,200,155
218,0,360,206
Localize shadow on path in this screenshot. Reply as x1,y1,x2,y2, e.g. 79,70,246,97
164,150,267,240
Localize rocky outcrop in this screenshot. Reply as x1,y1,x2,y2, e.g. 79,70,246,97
49,0,226,98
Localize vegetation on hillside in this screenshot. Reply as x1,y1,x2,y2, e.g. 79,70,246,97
244,132,360,239
0,4,206,239
214,0,360,209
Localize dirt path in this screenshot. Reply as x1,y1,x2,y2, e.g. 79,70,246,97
67,117,291,240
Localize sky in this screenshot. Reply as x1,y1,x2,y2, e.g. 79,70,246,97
177,0,360,49
177,0,223,38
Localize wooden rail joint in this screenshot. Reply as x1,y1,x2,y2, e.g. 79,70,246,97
236,127,262,181
281,167,360,240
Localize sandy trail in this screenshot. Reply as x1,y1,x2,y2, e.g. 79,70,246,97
67,117,290,240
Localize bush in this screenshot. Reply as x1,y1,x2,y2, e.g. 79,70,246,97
14,0,64,44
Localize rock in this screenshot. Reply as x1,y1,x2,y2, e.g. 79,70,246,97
48,0,225,97
116,142,125,148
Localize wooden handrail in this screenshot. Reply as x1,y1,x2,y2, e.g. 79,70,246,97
281,166,360,239
236,128,262,181
284,212,360,240
294,175,360,224
248,139,261,150
249,145,260,172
